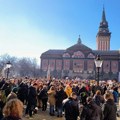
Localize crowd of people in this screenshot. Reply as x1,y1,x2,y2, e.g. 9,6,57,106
0,77,119,120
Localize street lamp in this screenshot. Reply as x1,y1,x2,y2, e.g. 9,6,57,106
6,61,12,80
94,55,103,86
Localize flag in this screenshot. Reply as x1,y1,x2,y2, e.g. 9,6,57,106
47,64,51,80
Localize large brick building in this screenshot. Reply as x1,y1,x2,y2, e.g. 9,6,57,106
40,8,120,80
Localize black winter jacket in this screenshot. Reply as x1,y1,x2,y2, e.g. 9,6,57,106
28,86,37,105
55,89,67,107
38,88,48,100
17,83,28,102
80,101,103,120
103,99,117,120
63,97,79,120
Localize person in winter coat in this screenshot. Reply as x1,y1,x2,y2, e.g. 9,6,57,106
1,82,11,98
72,84,78,95
25,83,37,118
38,85,48,111
78,84,88,105
2,98,23,120
47,86,56,116
63,92,79,120
103,92,117,120
17,82,28,104
6,91,17,102
37,85,43,108
55,86,67,117
93,90,104,107
112,87,119,104
0,91,4,120
80,97,103,120
64,85,72,97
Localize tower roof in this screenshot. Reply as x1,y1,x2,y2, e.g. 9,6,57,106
102,7,106,22
97,7,111,36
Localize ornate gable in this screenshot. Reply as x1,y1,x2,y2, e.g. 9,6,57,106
72,51,85,58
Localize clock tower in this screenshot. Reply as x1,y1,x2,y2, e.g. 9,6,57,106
96,7,111,51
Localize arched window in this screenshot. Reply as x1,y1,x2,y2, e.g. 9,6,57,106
72,51,85,58
87,53,95,58
63,53,70,58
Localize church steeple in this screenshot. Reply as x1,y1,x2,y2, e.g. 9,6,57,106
96,7,111,51
97,7,111,36
102,7,106,22
77,35,82,44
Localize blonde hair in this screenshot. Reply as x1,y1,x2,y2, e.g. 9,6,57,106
3,98,23,118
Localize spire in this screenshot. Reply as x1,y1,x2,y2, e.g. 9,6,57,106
96,7,111,51
77,35,82,44
97,7,111,37
102,6,106,22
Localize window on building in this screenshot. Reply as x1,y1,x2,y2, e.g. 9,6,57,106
63,53,70,58
87,53,95,58
73,60,84,73
72,51,85,58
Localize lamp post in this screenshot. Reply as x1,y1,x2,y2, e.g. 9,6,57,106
6,61,12,80
94,55,103,86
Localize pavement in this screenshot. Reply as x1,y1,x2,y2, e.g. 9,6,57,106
23,108,120,120
23,100,120,120
23,109,64,120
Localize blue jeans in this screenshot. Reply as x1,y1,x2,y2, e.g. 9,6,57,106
49,105,54,115
57,106,63,116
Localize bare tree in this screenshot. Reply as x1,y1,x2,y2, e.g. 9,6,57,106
0,54,18,77
0,54,40,78
17,57,39,77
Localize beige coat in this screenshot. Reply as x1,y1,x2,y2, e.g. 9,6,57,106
47,90,56,105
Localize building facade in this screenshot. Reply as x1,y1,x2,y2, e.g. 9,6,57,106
40,8,120,80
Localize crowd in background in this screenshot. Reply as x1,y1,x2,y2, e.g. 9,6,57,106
0,77,119,120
